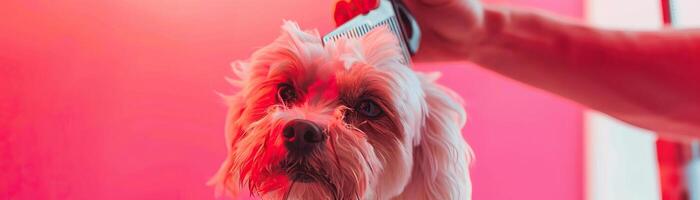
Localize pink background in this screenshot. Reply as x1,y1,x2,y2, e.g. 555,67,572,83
1,0,582,199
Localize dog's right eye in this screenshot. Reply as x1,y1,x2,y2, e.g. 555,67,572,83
277,84,297,104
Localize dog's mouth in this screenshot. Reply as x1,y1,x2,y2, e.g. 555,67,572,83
280,159,324,183
287,169,315,183
279,159,340,199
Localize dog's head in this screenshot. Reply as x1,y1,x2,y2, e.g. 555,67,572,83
210,21,472,199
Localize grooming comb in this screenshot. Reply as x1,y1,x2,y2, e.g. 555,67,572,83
323,0,421,65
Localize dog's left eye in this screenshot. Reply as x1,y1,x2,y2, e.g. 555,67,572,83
277,84,297,104
357,100,382,118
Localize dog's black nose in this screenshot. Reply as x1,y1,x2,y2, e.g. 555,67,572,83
283,119,325,154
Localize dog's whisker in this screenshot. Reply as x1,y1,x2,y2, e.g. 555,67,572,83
328,130,344,175
315,172,339,200
283,180,295,200
360,151,374,174
358,120,369,127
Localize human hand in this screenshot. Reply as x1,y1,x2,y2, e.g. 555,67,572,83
403,0,487,62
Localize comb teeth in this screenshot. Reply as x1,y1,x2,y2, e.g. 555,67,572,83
323,1,412,65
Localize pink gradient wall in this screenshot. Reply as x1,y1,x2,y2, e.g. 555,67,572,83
1,0,582,199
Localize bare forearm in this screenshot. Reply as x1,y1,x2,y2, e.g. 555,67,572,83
470,6,700,136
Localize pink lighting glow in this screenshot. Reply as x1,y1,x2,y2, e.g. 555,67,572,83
1,0,582,199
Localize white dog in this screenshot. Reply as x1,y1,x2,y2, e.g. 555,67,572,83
210,21,473,200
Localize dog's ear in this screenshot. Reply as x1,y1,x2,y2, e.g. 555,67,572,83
412,72,474,199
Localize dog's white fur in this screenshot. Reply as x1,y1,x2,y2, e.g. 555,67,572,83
210,21,473,200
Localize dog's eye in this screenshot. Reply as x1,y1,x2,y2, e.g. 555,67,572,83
357,100,382,118
277,84,297,104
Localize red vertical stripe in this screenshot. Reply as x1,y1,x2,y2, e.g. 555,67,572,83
661,0,673,24
657,140,690,200
656,1,689,200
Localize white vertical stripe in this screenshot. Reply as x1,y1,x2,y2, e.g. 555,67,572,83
671,1,700,198
586,0,663,30
584,0,663,199
671,0,700,27
585,113,660,200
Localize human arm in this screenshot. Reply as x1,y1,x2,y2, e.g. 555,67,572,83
406,0,700,137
